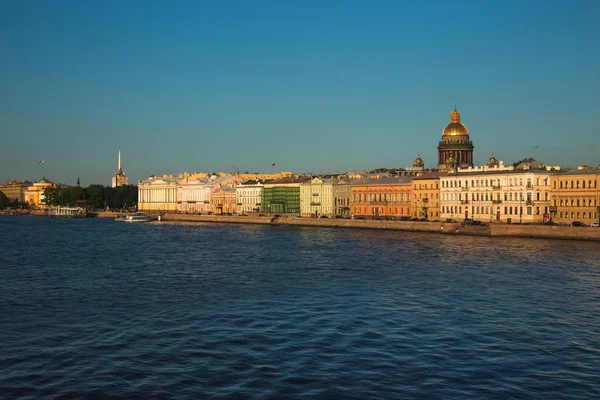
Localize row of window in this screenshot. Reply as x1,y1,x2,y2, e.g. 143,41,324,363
352,207,410,215
353,193,411,202
557,180,598,189
559,212,598,219
442,177,548,188
557,198,598,207
414,183,439,190
442,206,550,216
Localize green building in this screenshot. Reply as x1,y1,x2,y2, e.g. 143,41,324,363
263,176,311,215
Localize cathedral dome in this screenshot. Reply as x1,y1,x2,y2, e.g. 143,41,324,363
442,108,469,137
487,154,498,167
413,154,424,168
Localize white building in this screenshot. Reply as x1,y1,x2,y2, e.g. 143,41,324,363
177,178,211,213
177,174,244,213
440,158,556,223
236,181,265,214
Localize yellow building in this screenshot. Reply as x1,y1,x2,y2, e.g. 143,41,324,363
0,180,32,204
412,171,445,220
551,166,600,225
137,175,179,212
300,177,335,217
211,187,237,214
237,171,293,181
24,177,55,209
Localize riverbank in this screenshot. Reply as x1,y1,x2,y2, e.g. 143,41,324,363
157,213,600,242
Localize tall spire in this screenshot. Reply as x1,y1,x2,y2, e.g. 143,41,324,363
118,148,122,174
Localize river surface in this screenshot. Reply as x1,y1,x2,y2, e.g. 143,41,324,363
1,216,599,399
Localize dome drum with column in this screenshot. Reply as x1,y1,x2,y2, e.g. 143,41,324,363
438,108,474,171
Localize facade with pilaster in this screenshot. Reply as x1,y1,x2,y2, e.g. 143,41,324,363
550,167,600,225
411,171,445,220
137,175,179,212
236,180,265,214
440,158,555,223
350,177,412,219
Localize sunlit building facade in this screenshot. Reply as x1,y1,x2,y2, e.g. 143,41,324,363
24,178,55,209
236,181,265,214
350,177,412,219
137,175,179,212
550,167,600,225
411,171,445,220
440,158,555,223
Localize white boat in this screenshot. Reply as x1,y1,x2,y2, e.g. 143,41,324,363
115,212,152,223
51,207,87,218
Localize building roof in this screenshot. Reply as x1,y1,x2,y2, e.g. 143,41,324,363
267,176,311,185
350,177,414,186
412,171,448,181
555,167,600,176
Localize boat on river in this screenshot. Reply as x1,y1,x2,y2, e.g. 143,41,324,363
115,212,152,223
50,207,87,218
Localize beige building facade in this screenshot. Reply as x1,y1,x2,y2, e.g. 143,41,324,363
137,175,179,212
440,159,555,223
24,178,55,209
236,181,264,214
411,172,444,220
551,167,600,225
0,180,32,204
300,178,336,217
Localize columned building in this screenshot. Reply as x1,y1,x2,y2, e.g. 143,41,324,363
24,178,55,209
438,108,474,171
137,175,179,212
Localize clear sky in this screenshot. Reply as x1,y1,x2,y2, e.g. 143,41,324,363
1,0,599,186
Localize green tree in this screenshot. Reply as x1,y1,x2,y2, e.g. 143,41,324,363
43,187,61,206
86,185,106,210
0,191,9,209
512,158,528,167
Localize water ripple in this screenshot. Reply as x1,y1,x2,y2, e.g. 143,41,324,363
0,217,599,399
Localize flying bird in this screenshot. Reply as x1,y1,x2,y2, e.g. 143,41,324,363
271,163,276,167
39,159,45,164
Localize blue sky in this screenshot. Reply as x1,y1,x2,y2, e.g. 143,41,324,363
1,0,599,185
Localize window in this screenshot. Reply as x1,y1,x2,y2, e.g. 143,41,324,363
527,207,532,215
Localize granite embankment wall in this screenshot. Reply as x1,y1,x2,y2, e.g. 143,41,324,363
158,213,600,242
96,212,120,218
162,213,273,225
490,224,600,241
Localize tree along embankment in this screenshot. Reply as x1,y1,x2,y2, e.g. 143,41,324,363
157,213,600,242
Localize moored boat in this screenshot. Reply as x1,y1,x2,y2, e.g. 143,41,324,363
50,207,87,218
115,212,152,223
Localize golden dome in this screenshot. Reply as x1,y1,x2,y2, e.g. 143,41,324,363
442,108,469,137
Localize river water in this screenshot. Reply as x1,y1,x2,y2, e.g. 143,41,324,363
1,216,599,399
